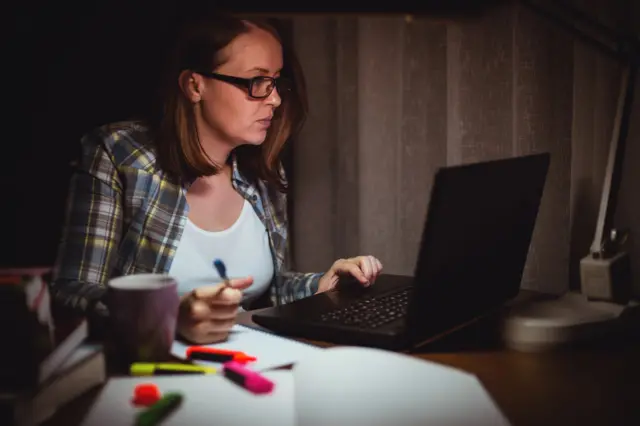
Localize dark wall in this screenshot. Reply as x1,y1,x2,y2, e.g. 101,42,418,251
5,1,182,267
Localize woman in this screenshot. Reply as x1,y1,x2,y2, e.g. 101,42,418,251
51,14,383,344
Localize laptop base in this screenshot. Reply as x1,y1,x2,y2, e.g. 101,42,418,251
253,274,414,350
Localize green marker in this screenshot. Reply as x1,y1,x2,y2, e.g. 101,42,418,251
135,392,183,426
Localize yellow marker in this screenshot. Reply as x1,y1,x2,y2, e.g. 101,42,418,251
130,363,217,376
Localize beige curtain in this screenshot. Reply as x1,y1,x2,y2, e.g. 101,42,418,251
287,0,640,297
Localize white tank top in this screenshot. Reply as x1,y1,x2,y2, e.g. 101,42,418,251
168,200,274,309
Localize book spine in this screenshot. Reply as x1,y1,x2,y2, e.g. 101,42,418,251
0,269,55,392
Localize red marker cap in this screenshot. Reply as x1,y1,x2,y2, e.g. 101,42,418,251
132,383,161,407
233,353,258,363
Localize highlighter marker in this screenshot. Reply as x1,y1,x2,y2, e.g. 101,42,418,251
186,346,257,363
130,363,217,376
135,392,183,426
223,361,274,394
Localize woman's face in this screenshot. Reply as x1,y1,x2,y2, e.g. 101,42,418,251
195,25,284,148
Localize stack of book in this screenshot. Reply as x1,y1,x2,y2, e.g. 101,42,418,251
0,268,106,426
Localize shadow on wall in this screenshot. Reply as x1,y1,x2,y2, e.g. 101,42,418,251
5,1,178,267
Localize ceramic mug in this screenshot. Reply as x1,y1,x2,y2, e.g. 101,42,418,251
106,274,180,366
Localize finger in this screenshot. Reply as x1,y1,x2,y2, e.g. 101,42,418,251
186,332,230,345
193,276,252,303
366,256,379,282
193,319,233,335
185,297,240,322
205,331,231,344
190,321,233,344
370,256,383,281
187,299,214,322
207,304,239,321
228,276,254,290
209,287,243,306
375,257,383,274
201,319,235,340
368,256,379,278
178,310,237,343
335,260,369,285
192,284,227,300
208,317,236,334
356,256,373,281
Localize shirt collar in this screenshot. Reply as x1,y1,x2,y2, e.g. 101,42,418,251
230,153,251,189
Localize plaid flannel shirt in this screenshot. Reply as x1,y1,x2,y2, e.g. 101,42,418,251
51,121,322,316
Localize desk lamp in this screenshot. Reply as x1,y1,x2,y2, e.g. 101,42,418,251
503,0,640,351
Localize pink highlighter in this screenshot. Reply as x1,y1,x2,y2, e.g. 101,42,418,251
223,361,275,394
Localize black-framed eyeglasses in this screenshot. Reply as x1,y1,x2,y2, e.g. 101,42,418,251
194,71,292,99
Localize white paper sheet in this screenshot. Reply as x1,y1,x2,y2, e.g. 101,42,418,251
294,347,512,426
171,324,323,371
80,372,294,426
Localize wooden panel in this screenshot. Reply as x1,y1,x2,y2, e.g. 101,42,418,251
570,39,598,290
357,17,405,273
617,82,640,297
513,4,574,293
333,17,361,260
398,19,448,274
291,17,337,272
615,0,640,296
446,2,514,165
446,23,463,166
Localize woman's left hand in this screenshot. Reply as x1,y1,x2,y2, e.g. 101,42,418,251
316,255,383,294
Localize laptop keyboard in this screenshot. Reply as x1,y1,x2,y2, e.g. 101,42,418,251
318,287,412,329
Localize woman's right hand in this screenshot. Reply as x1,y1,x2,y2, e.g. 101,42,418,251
176,277,253,344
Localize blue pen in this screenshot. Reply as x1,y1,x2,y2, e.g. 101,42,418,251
213,259,231,287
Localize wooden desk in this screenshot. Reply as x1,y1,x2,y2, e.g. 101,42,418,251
45,309,640,426
237,309,640,426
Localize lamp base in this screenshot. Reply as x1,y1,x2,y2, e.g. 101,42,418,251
501,292,638,352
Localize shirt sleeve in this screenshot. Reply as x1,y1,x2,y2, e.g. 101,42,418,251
269,163,324,305
50,130,123,318
273,244,323,305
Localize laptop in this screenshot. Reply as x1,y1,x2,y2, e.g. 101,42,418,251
253,153,550,350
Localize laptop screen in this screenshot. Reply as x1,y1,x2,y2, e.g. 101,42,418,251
406,153,550,341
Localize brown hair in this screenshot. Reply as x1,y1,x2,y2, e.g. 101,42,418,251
147,13,307,192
